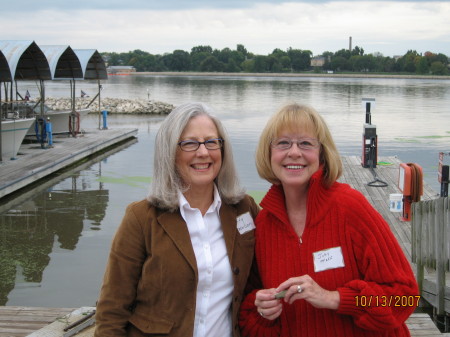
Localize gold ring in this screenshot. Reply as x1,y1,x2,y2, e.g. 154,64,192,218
297,285,302,293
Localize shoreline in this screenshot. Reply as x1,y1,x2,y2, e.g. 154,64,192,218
131,71,450,80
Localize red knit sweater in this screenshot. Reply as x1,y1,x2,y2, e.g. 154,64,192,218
239,170,418,337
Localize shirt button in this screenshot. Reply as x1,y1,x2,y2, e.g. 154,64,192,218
233,267,240,275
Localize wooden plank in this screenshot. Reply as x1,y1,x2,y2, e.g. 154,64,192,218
26,307,95,337
0,307,75,337
0,307,446,337
411,198,450,316
436,198,446,315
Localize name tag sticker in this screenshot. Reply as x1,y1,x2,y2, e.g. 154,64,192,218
313,246,345,272
236,212,255,235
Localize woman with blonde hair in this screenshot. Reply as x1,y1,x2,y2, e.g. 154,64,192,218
239,103,418,337
95,102,259,337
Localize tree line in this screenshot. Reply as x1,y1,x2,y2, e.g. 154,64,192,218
101,44,449,75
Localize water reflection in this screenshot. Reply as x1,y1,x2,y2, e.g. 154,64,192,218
0,138,137,305
0,185,109,304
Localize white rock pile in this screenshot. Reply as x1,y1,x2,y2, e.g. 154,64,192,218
43,97,174,114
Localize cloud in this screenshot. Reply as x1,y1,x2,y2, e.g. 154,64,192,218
2,0,439,12
1,1,450,57
0,0,303,11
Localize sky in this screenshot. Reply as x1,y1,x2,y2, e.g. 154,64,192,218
1,0,450,58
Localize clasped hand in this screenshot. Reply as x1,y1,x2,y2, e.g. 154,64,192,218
254,275,340,320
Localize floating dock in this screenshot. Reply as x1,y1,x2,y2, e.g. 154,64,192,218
0,149,449,336
0,128,138,199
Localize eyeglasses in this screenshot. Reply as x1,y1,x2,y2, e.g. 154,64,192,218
271,137,320,151
178,138,224,152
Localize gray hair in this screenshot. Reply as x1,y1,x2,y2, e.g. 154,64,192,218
147,102,245,211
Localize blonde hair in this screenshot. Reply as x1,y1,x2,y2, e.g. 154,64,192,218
255,103,342,188
148,102,245,211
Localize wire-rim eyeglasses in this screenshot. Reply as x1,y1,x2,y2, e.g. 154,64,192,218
271,137,320,151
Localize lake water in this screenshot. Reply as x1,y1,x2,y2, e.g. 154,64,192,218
1,74,449,307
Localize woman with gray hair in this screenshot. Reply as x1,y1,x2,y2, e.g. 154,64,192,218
95,102,259,337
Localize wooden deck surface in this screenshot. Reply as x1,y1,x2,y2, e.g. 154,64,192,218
339,156,438,262
1,154,449,336
0,307,75,337
0,307,447,337
0,128,138,199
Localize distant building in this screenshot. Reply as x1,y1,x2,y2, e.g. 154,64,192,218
107,66,136,74
311,56,326,67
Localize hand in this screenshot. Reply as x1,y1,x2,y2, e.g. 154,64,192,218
254,288,283,320
276,275,340,310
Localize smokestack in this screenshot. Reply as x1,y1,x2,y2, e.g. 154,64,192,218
349,36,352,51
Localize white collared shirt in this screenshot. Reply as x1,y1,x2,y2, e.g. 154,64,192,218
179,186,233,337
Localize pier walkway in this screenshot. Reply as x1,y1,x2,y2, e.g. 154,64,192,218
0,128,138,199
0,154,449,336
0,307,447,337
339,156,438,262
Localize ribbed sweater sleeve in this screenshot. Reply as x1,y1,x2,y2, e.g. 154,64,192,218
335,190,419,331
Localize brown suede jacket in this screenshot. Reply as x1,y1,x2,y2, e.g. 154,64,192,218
94,195,259,337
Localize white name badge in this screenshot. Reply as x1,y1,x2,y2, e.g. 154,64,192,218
236,212,255,235
313,246,345,272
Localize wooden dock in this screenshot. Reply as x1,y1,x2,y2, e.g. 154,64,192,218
0,154,449,336
0,128,138,199
339,156,438,262
0,308,446,336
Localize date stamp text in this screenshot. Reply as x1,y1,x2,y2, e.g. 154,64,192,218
355,295,420,307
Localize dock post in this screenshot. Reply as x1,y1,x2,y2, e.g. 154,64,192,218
102,110,108,130
45,118,53,147
438,152,449,197
10,119,17,160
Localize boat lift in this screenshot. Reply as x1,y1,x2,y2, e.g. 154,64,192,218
0,40,51,158
0,48,11,161
73,49,108,130
0,41,108,158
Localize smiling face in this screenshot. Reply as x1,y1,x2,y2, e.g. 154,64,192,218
175,115,222,192
270,128,321,190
